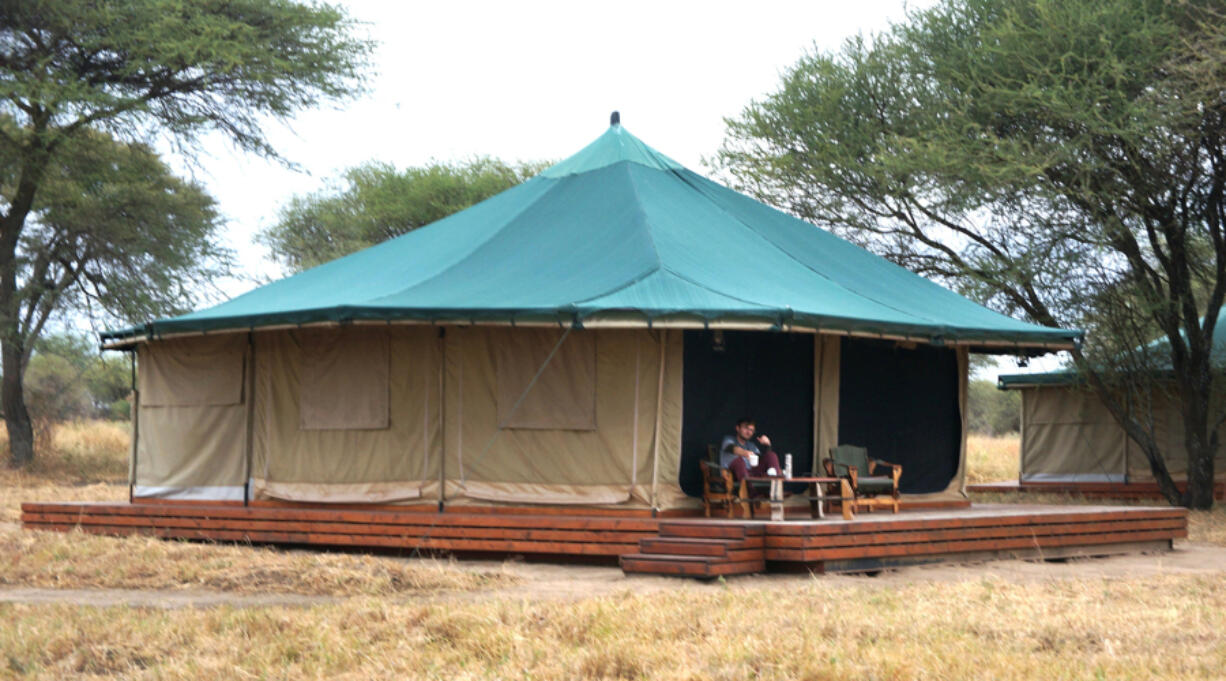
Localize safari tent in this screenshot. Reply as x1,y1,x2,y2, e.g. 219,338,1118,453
999,367,1226,489
103,115,1080,512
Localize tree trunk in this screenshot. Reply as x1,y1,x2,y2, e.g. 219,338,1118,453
1184,443,1217,509
2,340,34,468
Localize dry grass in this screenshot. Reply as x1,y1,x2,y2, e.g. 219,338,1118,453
1185,506,1226,546
0,525,512,597
1,574,1224,680
0,419,130,485
965,434,1020,484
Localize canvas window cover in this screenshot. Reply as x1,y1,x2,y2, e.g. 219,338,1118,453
495,328,597,430
297,327,390,431
141,335,245,406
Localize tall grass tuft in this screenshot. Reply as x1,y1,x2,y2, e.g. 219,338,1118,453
965,434,1019,484
0,419,129,483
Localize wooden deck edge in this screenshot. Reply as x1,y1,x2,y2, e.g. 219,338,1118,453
24,522,641,556
123,497,701,518
968,480,1226,501
766,528,1184,562
766,517,1187,550
761,507,1187,536
20,502,663,532
813,539,1175,573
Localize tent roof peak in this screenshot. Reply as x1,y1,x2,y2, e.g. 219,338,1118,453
540,117,683,178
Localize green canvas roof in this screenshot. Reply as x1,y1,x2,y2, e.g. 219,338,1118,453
104,117,1081,350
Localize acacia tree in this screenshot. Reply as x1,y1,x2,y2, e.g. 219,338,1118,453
717,0,1226,507
0,0,371,466
261,158,548,273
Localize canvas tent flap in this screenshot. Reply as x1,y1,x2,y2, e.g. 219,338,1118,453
135,336,247,495
253,327,440,501
495,328,597,430
296,327,390,430
253,479,427,504
815,335,840,474
141,335,245,406
1021,386,1127,481
444,327,683,508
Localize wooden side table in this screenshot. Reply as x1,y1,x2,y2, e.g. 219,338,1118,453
746,476,854,521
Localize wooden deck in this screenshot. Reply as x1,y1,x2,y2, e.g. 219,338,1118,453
968,479,1226,501
21,500,1186,578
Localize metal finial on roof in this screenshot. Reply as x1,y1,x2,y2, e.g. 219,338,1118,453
610,111,620,126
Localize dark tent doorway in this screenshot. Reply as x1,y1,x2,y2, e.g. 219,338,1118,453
679,330,815,497
838,337,961,494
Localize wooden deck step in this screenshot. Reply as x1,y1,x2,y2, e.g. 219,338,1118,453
638,537,763,560
619,553,766,578
655,522,765,540
623,522,768,577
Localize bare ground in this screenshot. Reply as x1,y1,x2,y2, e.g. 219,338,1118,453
3,540,1222,610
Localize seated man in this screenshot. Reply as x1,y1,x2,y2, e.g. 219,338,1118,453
719,417,781,482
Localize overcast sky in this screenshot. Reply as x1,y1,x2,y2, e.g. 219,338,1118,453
163,0,1048,374
187,0,929,286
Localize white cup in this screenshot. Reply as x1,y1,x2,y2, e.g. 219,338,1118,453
748,454,759,468
766,467,778,476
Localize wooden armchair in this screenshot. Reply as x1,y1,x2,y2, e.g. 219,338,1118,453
699,459,742,518
823,445,901,513
699,445,761,519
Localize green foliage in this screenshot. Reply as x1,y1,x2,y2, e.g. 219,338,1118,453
0,0,372,464
966,380,1020,436
0,0,372,158
27,332,130,421
261,158,549,272
24,353,92,424
717,0,1226,507
19,129,233,327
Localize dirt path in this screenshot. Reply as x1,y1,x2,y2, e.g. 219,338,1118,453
3,542,1224,610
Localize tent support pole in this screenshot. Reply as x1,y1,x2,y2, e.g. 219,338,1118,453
128,350,138,504
650,331,666,512
243,332,255,506
813,337,822,476
438,327,446,513
630,334,640,500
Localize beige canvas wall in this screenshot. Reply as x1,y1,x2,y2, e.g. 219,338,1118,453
135,335,248,495
252,326,440,503
814,335,840,475
297,327,390,431
1021,386,1128,481
134,326,966,508
1021,384,1226,482
441,327,686,508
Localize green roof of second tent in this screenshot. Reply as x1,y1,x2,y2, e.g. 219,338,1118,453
104,117,1081,350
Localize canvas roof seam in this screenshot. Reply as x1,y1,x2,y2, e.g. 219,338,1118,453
666,167,946,328
647,267,780,309
622,160,666,272
567,267,666,309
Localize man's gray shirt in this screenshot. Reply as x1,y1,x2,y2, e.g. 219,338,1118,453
719,434,760,470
